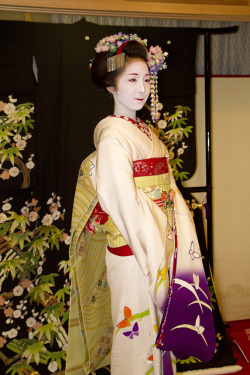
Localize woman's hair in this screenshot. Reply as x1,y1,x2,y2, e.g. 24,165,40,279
91,40,148,90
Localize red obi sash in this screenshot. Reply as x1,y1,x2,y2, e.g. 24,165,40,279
90,157,168,257
133,157,168,177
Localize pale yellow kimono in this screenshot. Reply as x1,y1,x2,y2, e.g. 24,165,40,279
66,116,188,375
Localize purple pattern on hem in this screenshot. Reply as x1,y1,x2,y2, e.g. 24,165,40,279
157,271,216,362
163,351,174,375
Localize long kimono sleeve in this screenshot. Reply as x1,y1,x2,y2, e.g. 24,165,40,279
91,136,169,282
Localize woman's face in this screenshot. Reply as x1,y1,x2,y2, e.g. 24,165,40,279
108,59,150,119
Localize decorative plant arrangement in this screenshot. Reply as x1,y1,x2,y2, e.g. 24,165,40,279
0,96,35,188
0,193,71,375
146,103,193,181
0,97,71,374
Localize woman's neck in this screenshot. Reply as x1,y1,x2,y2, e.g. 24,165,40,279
113,104,136,122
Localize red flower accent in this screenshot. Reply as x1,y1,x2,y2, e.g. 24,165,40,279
161,192,169,200
85,203,109,233
85,219,95,234
94,213,108,225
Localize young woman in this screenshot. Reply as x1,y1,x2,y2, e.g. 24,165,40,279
66,34,215,375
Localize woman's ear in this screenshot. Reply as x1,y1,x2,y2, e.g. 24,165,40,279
106,86,115,94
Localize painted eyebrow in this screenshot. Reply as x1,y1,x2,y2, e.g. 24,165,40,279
127,73,150,76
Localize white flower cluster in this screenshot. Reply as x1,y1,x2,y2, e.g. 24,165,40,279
20,197,40,223
0,96,35,182
1,197,13,213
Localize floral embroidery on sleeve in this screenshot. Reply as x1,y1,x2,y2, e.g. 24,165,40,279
85,202,109,234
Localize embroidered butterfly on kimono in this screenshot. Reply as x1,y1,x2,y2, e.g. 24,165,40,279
122,322,139,340
116,306,149,336
189,241,201,260
117,306,133,328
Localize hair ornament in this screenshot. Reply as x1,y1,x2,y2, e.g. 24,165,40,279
93,32,168,122
94,32,147,54
148,45,168,123
107,53,125,73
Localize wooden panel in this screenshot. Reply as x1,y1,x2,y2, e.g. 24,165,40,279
0,0,250,21
126,0,248,4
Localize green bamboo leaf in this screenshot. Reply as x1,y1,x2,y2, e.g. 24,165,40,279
10,231,31,249
7,338,38,353
61,310,69,325
6,359,32,375
175,171,190,181
0,146,23,165
55,285,71,303
39,273,58,285
48,351,67,371
26,282,54,304
58,259,71,276
22,341,47,365
0,140,9,148
10,214,30,233
29,237,50,258
0,127,14,141
40,301,64,320
24,119,34,131
34,322,59,343
0,258,25,280
49,234,60,250
37,224,63,238
0,221,12,237
10,233,20,247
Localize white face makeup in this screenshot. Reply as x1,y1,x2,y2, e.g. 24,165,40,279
108,59,150,120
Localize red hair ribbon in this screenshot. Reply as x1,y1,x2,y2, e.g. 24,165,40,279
116,41,128,55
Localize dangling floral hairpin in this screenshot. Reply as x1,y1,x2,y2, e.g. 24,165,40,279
147,46,168,123
93,33,168,122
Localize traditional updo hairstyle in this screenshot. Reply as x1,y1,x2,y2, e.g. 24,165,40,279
91,40,148,91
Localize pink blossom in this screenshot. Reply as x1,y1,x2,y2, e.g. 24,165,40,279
33,321,43,330
20,278,32,288
0,171,10,180
4,307,14,317
22,210,29,218
49,203,58,213
101,45,109,52
169,190,176,200
0,101,6,111
0,336,7,348
150,45,162,54
106,35,117,43
31,198,39,206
